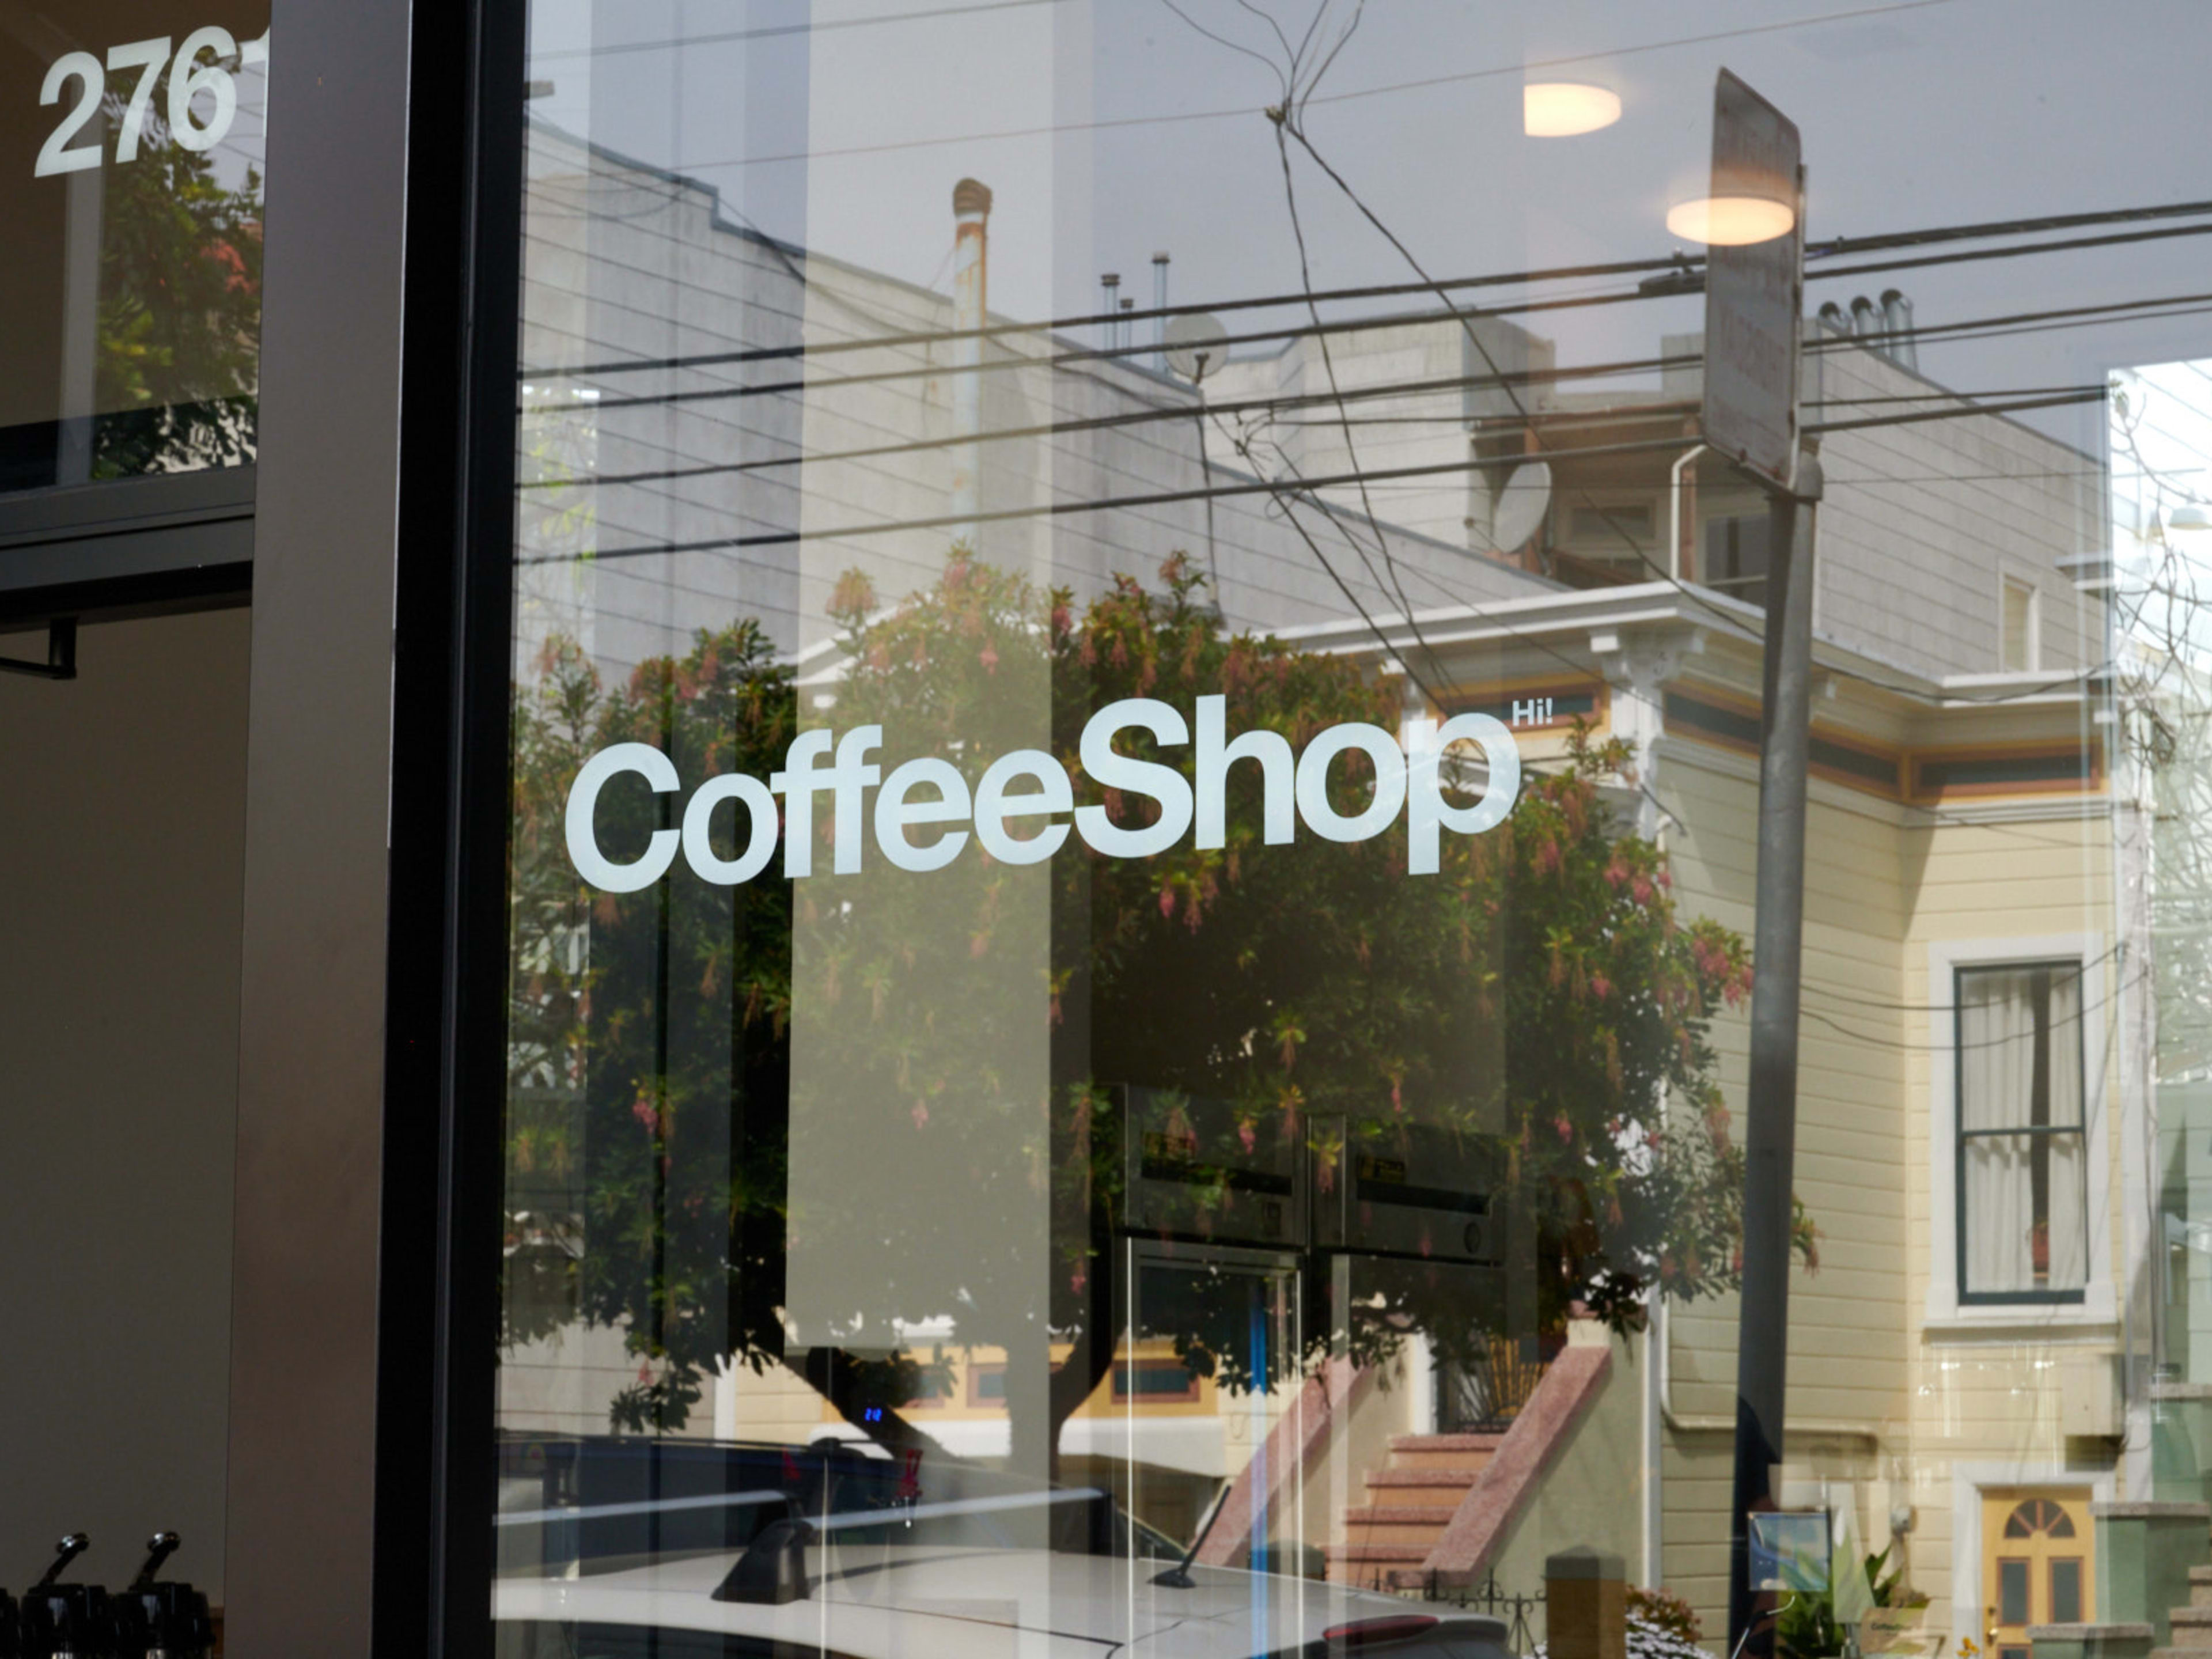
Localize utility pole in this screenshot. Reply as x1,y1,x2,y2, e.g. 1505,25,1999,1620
1728,450,1822,1657
1692,69,1812,1658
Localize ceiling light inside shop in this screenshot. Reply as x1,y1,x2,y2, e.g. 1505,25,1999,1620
1523,82,1620,137
1665,194,1795,247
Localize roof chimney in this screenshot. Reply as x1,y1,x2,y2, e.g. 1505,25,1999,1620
950,179,993,546
952,177,993,221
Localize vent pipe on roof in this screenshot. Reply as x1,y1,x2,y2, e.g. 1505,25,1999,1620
1825,290,1918,370
950,178,993,546
1100,271,1120,352
1880,288,1918,371
1153,252,1171,371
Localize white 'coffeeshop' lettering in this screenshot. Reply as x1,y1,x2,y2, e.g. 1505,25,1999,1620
565,695,1519,894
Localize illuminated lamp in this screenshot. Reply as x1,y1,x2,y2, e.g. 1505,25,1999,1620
1522,82,1621,137
1664,194,1795,247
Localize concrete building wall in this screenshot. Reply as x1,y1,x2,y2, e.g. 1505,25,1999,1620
1814,340,2099,682
517,123,1558,688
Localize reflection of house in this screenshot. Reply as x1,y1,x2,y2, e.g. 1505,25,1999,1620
501,114,2145,1650
1283,325,2121,1633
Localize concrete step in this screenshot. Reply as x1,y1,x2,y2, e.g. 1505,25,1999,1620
1339,1504,1460,1547
1324,1542,1430,1588
2192,1567,2212,1608
1387,1433,1507,1473
1363,1467,1479,1499
2165,1609,2212,1647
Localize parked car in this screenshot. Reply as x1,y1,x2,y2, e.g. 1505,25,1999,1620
493,1434,1509,1656
495,1540,1512,1657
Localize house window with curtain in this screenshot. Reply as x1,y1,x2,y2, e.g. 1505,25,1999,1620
1957,963,2089,1302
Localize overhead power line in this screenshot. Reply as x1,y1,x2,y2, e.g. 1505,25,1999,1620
642,0,1963,176
533,270,2212,419
529,0,1070,62
515,388,2110,564
522,352,2120,495
521,197,2212,382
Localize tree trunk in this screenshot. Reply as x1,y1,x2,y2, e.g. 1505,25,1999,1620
1043,1313,1118,1486
782,1346,954,1463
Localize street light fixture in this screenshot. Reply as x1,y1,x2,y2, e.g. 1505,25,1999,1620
1523,82,1621,137
1665,194,1795,246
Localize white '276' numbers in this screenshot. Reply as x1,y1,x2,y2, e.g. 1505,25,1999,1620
35,28,268,179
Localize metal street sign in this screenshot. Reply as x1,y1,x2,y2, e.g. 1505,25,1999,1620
1702,70,1804,493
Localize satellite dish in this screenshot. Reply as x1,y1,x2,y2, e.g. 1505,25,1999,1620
1488,459,1553,554
1164,313,1229,383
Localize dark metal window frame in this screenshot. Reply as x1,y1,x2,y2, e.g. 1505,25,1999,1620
0,468,253,630
370,0,525,1650
1953,959,2090,1308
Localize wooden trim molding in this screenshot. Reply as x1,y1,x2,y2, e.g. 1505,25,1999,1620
1662,683,2102,806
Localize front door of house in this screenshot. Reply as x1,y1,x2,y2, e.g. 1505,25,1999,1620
1982,1490,2094,1659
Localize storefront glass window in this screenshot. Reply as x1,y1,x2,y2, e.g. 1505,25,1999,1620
2,3,268,493
487,7,2212,1657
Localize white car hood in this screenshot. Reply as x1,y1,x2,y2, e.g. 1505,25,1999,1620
495,1544,1480,1656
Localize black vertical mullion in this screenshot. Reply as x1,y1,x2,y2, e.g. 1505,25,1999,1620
379,0,528,1651
2030,968,2051,1284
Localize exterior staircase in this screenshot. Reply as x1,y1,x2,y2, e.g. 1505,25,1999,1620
2151,1565,2212,1659
1327,1432,1507,1588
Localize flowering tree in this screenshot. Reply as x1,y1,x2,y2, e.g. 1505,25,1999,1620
504,550,1800,1456
90,94,263,477
505,622,800,1433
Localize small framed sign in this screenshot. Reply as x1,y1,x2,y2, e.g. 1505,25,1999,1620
1750,1511,1832,1593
